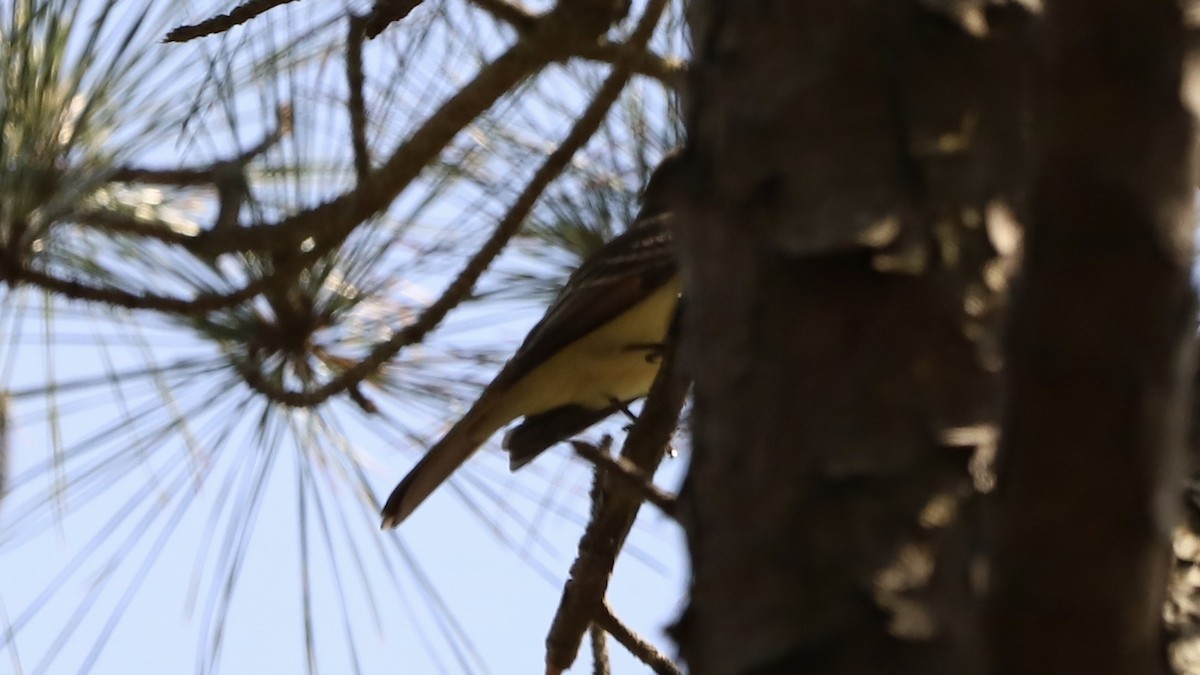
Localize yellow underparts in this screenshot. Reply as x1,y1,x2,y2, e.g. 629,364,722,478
483,276,681,430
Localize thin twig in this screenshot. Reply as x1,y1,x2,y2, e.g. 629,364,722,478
347,384,379,414
570,439,678,519
468,0,681,93
364,0,425,39
594,603,683,675
165,0,298,42
103,105,292,246
107,166,222,186
234,105,294,164
578,41,685,90
0,393,8,505
347,16,372,183
111,105,291,187
590,622,610,675
0,261,268,315
70,212,200,247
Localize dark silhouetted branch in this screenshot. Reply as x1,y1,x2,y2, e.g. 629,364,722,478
165,0,298,42
544,326,687,674
595,603,683,675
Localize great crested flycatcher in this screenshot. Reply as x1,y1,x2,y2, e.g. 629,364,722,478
380,156,681,528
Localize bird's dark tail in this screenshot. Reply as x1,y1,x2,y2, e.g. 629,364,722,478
380,412,498,528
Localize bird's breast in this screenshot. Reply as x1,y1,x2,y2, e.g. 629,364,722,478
491,277,681,420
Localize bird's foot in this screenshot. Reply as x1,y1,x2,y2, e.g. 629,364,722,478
622,341,666,364
607,397,638,424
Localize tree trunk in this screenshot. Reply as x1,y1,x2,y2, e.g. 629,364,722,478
986,2,1196,673
675,2,1034,673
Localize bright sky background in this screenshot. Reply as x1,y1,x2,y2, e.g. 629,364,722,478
0,1,690,673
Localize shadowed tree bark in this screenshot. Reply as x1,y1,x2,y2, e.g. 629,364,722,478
987,2,1196,673
676,1,1198,673
675,2,1034,673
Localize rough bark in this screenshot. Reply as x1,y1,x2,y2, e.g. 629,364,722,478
986,2,1196,673
676,2,1034,673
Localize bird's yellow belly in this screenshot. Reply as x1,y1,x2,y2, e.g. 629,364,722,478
495,278,680,419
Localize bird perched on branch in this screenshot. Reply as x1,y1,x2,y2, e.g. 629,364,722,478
380,154,682,528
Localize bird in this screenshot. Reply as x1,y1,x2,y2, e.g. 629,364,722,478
380,155,682,528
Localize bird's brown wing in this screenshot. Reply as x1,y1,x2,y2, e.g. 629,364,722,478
489,215,676,393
